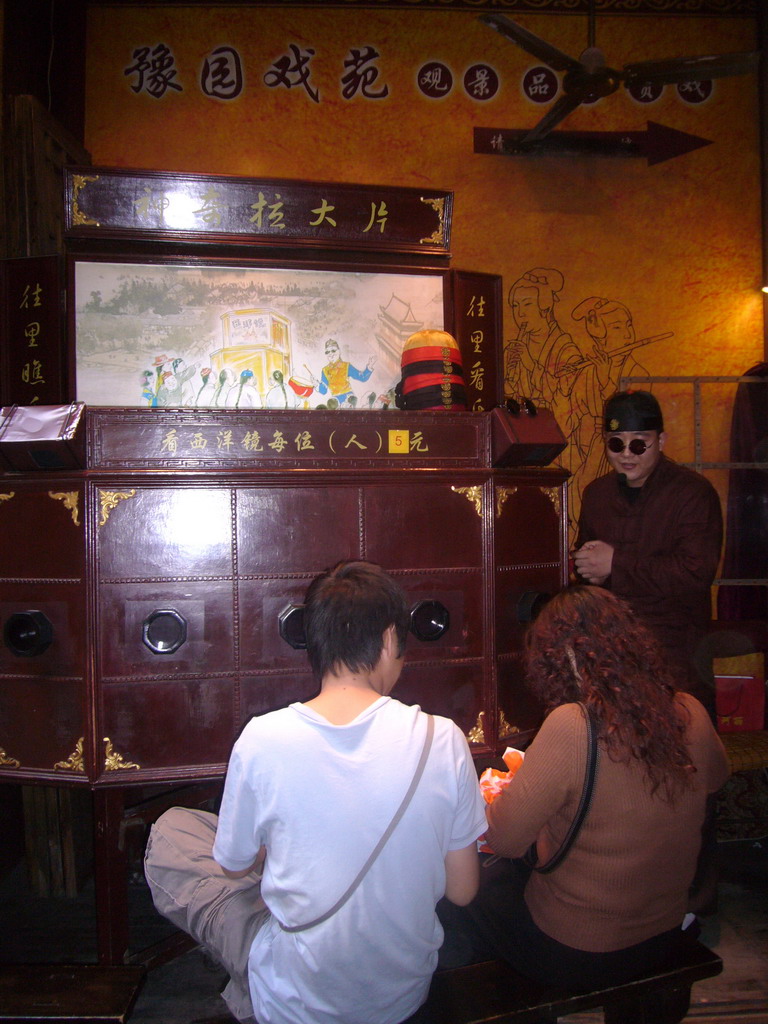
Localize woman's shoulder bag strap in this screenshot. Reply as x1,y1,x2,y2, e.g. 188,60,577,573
529,701,600,875
279,713,435,933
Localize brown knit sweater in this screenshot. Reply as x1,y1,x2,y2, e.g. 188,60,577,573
484,697,730,952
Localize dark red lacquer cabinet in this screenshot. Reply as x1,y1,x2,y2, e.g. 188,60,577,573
0,167,568,963
0,406,567,788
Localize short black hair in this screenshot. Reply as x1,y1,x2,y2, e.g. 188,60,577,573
303,561,410,681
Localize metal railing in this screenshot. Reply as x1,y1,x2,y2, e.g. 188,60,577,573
622,374,768,588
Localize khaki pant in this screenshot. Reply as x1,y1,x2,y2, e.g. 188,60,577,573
144,806,270,1022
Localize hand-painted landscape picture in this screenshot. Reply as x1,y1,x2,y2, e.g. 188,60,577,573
74,262,446,410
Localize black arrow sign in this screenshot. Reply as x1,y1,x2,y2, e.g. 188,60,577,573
474,122,712,165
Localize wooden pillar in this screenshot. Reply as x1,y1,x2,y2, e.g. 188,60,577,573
93,788,130,966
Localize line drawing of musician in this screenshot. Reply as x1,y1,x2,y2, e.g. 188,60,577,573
504,268,582,467
566,296,672,507
310,338,375,407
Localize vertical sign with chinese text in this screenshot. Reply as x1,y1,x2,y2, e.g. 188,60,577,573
2,257,65,407
451,271,502,412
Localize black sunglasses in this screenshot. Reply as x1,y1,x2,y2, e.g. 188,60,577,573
606,437,656,455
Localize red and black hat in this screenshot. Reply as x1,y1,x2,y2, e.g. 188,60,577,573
397,330,467,411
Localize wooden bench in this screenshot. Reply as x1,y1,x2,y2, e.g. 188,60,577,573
0,964,145,1023
408,938,723,1023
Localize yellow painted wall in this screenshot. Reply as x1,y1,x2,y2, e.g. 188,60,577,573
84,4,763,530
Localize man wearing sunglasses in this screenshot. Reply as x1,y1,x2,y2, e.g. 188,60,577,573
573,390,723,699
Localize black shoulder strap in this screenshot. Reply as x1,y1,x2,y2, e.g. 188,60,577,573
531,702,600,875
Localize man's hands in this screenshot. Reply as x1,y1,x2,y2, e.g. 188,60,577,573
572,540,614,585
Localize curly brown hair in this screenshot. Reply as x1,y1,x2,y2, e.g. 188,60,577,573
524,586,695,801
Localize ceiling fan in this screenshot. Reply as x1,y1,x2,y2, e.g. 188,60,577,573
479,2,760,146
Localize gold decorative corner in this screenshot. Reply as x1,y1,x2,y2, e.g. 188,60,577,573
71,174,100,227
0,747,21,768
541,486,561,518
451,485,483,518
467,711,485,745
420,196,446,246
0,492,15,504
99,489,137,526
49,490,80,526
54,737,85,772
498,710,520,739
103,737,140,771
495,485,518,518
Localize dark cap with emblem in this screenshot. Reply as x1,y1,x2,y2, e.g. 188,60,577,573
604,391,663,433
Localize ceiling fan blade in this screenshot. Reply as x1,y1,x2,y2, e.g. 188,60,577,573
479,13,582,74
521,91,585,144
624,50,760,87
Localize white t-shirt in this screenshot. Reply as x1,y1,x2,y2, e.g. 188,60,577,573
213,696,486,1024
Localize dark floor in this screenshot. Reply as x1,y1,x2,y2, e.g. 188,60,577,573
1,792,766,1023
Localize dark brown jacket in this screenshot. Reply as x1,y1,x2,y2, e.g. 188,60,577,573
576,455,723,673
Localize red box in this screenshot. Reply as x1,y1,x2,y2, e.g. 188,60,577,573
715,675,765,733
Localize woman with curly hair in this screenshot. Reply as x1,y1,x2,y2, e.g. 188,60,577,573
439,585,729,1000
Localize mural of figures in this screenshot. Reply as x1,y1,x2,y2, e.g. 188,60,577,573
74,262,443,411
308,338,376,408
212,368,236,408
225,368,263,409
194,368,216,407
171,357,198,404
504,269,582,424
504,269,583,477
503,273,672,529
140,370,155,406
568,297,671,507
264,369,299,409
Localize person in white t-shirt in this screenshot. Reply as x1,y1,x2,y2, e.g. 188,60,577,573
144,560,486,1024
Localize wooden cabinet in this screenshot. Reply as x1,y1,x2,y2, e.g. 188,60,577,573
0,480,88,779
0,407,567,789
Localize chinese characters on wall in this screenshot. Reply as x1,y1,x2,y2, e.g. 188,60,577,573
520,64,716,107
124,41,499,103
123,41,716,109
